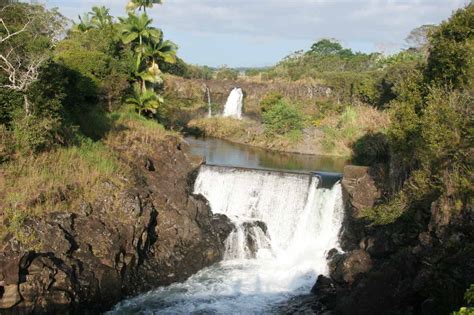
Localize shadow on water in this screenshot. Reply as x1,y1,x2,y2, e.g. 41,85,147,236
185,136,348,173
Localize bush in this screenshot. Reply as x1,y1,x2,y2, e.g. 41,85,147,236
453,284,474,315
262,100,304,135
352,132,389,166
0,124,14,163
12,115,62,154
260,91,283,113
426,4,474,89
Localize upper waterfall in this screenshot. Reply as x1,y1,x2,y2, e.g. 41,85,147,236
223,87,243,119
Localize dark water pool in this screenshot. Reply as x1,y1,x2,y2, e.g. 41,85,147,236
185,137,348,173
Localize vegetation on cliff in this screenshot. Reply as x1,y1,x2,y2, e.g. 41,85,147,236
358,3,473,225
0,1,179,242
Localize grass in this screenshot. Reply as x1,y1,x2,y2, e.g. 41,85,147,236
0,107,173,244
318,106,390,156
3,139,124,213
188,117,254,139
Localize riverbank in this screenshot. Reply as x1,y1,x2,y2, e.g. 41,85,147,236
0,111,231,313
187,105,389,157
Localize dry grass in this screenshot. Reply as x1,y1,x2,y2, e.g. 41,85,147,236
0,108,174,242
318,106,390,156
188,117,257,139
2,140,126,216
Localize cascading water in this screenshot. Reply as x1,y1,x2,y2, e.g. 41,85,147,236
206,86,212,117
223,87,243,119
110,165,344,314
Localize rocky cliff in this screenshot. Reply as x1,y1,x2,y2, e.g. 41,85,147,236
283,165,474,314
164,75,332,119
0,135,231,313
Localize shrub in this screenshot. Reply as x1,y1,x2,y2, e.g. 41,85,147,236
426,4,474,89
12,115,62,154
453,284,474,315
0,124,14,163
260,91,283,113
262,100,304,135
352,132,389,166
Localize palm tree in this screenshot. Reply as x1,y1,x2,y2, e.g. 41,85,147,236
130,52,163,92
90,6,112,29
144,37,177,65
126,83,163,115
126,0,162,13
73,13,94,32
118,13,161,53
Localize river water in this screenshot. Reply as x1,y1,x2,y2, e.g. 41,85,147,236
185,136,348,173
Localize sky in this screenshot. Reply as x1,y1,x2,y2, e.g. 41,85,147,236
44,0,469,68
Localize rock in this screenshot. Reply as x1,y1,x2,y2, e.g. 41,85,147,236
330,249,373,284
0,284,21,309
242,220,270,258
211,213,234,242
341,165,382,217
0,135,228,313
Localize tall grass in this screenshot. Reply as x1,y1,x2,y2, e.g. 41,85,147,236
320,106,390,155
3,139,125,216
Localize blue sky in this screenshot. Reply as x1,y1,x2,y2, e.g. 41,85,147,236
45,0,468,67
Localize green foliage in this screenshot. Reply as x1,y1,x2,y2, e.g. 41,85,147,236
12,114,62,154
362,191,408,225
216,67,239,81
127,0,162,13
0,124,14,162
321,71,382,105
262,100,304,135
453,284,474,315
426,4,474,90
352,132,389,166
310,38,353,57
377,55,425,107
126,84,163,114
260,91,283,113
359,4,474,225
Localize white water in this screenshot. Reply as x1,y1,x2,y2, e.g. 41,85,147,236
110,165,344,314
206,86,212,117
223,88,243,119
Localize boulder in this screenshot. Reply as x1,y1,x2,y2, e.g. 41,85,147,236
330,249,373,284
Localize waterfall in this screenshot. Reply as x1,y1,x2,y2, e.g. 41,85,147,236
206,86,212,117
223,87,243,119
110,165,344,314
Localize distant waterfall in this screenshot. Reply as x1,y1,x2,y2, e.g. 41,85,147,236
110,165,344,314
206,86,212,117
223,87,243,119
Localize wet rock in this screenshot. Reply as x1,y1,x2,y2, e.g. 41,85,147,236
212,213,234,242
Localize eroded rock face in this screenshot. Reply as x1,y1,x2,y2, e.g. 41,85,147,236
0,136,232,313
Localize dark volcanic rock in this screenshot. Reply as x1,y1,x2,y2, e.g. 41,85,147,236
0,135,233,313
329,249,372,284
285,164,474,315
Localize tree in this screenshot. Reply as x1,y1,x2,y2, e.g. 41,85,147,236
126,0,162,13
73,12,94,33
0,4,66,115
405,24,436,51
90,6,113,29
425,4,474,90
310,38,353,57
118,13,161,52
126,83,162,114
